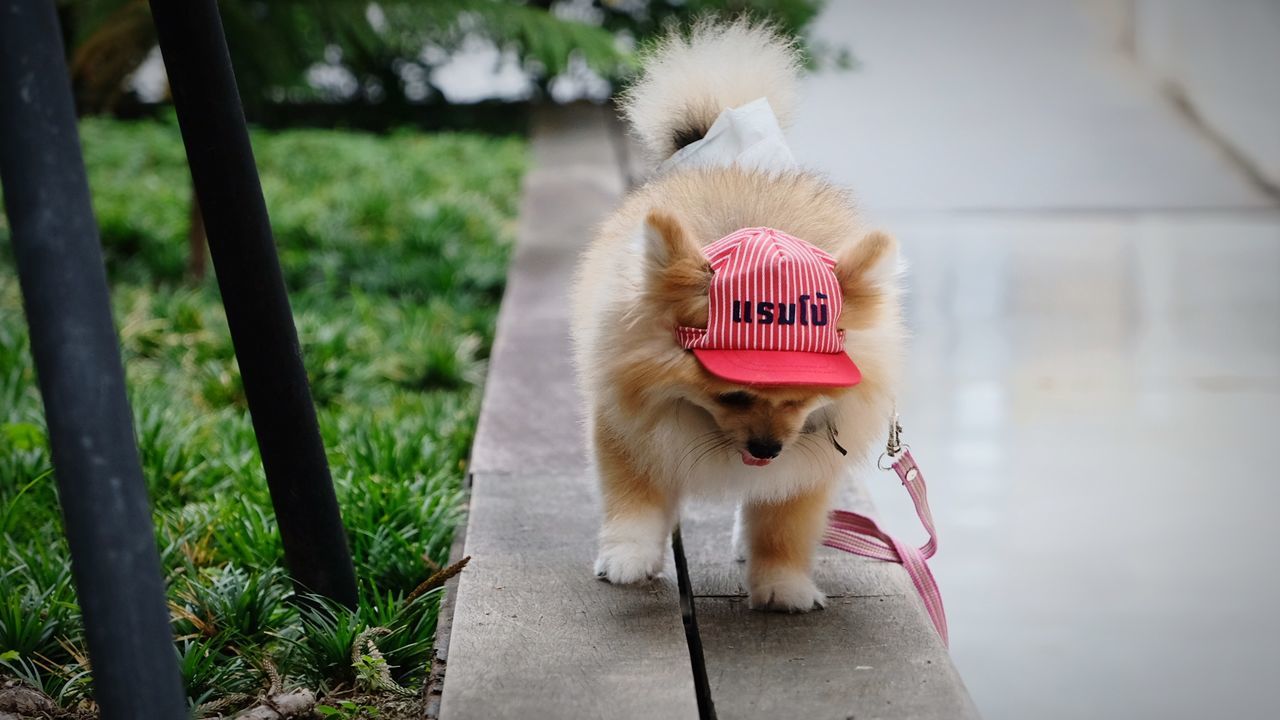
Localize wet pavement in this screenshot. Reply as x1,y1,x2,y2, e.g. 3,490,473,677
790,3,1280,718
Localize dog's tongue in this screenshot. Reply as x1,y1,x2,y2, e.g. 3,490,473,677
740,448,772,467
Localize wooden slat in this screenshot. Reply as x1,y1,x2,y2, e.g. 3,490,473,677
682,480,981,719
438,105,700,720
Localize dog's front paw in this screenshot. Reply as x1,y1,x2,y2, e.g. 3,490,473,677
748,570,826,612
594,541,664,584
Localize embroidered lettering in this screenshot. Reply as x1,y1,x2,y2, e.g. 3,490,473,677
729,294,824,326
756,301,774,324
776,303,796,325
811,292,829,326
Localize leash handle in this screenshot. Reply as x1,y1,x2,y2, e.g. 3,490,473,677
823,448,949,646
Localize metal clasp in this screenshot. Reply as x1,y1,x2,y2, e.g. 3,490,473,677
878,411,906,470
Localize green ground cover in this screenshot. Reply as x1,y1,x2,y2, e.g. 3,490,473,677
0,117,524,717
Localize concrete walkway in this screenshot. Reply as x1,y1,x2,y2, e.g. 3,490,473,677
792,3,1280,719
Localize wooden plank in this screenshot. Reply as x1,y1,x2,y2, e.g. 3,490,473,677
682,480,981,719
439,105,700,720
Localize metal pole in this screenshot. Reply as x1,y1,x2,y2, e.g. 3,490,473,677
0,2,187,718
147,0,359,608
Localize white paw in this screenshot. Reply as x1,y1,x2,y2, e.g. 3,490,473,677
594,541,664,584
749,571,826,613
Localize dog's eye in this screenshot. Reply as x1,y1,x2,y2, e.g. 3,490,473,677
716,391,755,408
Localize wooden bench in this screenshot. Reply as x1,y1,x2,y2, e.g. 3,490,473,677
430,105,981,720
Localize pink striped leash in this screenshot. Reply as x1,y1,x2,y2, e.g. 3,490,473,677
822,419,948,646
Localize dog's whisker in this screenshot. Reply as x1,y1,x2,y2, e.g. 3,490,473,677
682,435,731,469
792,435,829,469
672,431,729,477
684,438,731,474
684,438,733,476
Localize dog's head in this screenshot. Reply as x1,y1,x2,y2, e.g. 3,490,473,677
625,209,899,466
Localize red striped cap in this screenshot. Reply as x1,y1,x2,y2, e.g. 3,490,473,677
677,227,861,387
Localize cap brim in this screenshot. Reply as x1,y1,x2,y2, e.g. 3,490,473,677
692,348,861,388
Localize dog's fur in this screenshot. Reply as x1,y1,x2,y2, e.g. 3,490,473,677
569,20,905,612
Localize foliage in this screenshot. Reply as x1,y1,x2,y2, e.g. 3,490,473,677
61,0,830,113
599,0,830,56
64,0,627,112
316,699,383,719
0,118,524,714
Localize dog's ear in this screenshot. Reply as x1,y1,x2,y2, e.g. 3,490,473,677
643,210,711,326
833,230,900,329
644,210,699,269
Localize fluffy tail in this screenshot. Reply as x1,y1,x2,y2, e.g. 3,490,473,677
620,19,802,160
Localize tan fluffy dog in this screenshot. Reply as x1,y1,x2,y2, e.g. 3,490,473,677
570,21,904,612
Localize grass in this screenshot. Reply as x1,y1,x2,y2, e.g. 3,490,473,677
0,116,525,717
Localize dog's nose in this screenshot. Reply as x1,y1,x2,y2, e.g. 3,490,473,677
747,438,782,460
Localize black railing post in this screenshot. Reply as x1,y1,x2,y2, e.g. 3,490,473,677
0,2,187,718
147,0,359,608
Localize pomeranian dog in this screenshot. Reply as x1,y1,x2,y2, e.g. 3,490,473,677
570,20,904,612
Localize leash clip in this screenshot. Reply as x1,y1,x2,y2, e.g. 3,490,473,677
877,411,906,470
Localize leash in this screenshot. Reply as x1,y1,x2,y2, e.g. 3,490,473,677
822,414,948,646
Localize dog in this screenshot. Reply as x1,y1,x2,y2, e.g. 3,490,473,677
570,20,904,612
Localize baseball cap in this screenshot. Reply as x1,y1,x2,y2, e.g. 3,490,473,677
676,227,861,387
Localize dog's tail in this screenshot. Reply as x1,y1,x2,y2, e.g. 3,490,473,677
620,18,802,160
